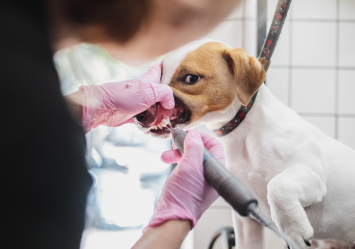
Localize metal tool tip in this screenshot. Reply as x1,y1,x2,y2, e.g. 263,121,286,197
166,124,172,131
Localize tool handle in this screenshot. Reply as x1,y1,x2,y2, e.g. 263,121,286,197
171,129,258,216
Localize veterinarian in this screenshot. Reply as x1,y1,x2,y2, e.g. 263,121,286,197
1,0,242,248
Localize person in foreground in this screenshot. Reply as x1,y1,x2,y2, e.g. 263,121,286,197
2,0,240,248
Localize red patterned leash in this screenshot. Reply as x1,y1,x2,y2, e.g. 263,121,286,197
214,0,292,137
259,0,292,72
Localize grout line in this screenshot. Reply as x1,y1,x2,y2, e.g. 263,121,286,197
338,67,355,70
299,113,336,117
288,14,293,108
269,65,355,70
335,0,340,139
338,114,355,117
241,0,246,49
289,18,338,23
339,19,355,23
298,113,355,118
225,17,256,22
267,18,355,23
209,206,233,210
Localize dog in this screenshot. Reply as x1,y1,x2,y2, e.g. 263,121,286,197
135,39,355,249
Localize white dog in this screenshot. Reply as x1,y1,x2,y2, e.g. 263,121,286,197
136,40,355,249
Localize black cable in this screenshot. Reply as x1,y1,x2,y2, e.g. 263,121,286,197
206,227,235,249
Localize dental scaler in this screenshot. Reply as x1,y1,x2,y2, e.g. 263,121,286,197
166,124,300,249
166,124,257,217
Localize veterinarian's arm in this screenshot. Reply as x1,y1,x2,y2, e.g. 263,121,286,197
132,220,190,249
64,62,174,133
134,131,225,248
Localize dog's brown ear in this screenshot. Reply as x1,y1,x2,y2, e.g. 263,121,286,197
223,47,266,106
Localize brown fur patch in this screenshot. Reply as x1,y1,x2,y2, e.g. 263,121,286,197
167,42,265,124
224,47,266,105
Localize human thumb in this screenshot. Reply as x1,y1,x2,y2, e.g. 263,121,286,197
161,149,182,164
182,131,204,163
153,84,175,110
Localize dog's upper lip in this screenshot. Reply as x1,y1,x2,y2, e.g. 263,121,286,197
170,95,191,127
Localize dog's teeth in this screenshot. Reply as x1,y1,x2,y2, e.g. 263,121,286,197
158,124,162,129
151,125,157,130
161,118,170,127
160,119,167,127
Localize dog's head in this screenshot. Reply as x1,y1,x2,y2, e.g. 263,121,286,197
135,40,266,138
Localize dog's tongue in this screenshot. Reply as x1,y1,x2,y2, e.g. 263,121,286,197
146,103,183,126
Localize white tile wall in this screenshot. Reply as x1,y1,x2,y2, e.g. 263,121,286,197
243,0,257,19
267,0,355,148
339,23,355,67
243,20,257,56
338,70,355,114
292,22,337,67
338,117,355,148
340,0,355,20
203,20,243,48
292,0,337,20
267,68,289,105
303,116,336,138
291,69,336,113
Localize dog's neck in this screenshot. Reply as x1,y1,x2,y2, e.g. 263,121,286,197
199,84,268,132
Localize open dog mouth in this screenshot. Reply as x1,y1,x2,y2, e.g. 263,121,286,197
134,97,191,138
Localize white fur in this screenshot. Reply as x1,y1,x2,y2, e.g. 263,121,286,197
162,40,355,249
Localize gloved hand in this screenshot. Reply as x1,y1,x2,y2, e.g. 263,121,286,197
79,62,174,133
147,130,226,229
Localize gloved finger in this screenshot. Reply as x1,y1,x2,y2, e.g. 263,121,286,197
153,84,175,109
143,61,162,84
190,130,222,150
182,130,204,162
187,130,226,166
161,149,182,164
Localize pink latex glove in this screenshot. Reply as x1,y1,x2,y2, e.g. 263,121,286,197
147,130,226,229
79,62,174,133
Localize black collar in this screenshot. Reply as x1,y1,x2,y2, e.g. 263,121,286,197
214,0,291,137
214,90,258,137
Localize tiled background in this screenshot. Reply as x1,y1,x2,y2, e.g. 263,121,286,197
191,1,355,248
267,0,355,149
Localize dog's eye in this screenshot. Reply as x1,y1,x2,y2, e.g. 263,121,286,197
184,74,200,84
